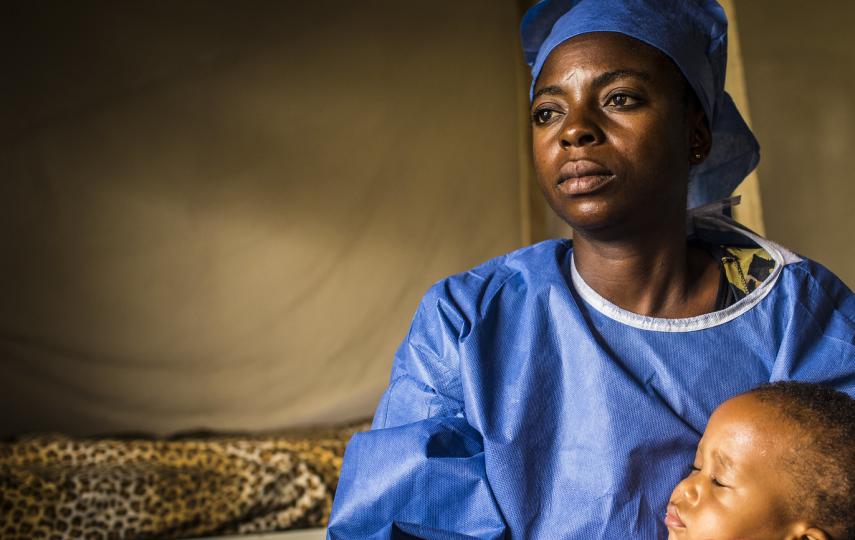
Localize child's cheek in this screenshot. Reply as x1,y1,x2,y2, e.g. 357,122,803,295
690,504,733,540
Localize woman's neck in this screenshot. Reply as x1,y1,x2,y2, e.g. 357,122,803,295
571,223,721,318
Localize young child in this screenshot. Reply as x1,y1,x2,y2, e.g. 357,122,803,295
666,382,855,540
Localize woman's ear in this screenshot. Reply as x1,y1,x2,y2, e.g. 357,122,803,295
688,106,712,165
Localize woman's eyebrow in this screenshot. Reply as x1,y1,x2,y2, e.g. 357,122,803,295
592,69,652,88
533,69,652,100
532,85,565,99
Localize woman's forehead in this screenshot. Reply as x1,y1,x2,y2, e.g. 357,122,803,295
535,32,681,89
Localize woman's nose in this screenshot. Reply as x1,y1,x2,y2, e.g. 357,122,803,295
560,111,604,149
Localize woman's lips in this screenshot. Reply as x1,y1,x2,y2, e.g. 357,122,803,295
664,504,686,529
556,159,615,196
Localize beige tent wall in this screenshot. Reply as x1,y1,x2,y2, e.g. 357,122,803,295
736,1,855,287
0,1,525,437
721,0,764,235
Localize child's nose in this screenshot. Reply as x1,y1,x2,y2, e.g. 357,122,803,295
677,475,701,506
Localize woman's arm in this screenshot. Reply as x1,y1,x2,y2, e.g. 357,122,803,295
327,282,508,540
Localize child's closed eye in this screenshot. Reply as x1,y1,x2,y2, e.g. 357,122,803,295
690,464,731,488
711,476,730,488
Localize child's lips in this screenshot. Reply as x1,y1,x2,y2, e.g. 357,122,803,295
664,504,686,529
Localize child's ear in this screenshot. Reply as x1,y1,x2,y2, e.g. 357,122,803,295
786,525,828,540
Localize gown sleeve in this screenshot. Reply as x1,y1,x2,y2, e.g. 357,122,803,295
327,281,508,540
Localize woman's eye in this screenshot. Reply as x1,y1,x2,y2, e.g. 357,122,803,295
532,108,559,125
605,93,639,108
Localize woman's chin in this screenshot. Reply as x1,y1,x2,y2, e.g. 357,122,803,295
548,193,686,240
548,200,627,237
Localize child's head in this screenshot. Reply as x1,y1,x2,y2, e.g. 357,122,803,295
666,382,854,540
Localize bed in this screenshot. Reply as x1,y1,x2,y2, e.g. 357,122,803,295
0,422,367,539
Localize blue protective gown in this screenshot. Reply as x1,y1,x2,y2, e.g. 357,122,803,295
327,215,855,539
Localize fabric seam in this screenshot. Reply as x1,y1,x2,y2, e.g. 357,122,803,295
569,215,801,333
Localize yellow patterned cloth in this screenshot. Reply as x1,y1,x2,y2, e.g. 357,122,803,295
0,422,368,540
718,245,776,305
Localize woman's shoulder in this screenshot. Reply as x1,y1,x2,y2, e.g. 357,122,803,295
749,229,854,311
694,214,854,324
418,239,573,319
777,255,855,323
434,238,571,288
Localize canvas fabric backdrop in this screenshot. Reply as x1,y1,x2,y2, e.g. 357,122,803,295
0,0,526,437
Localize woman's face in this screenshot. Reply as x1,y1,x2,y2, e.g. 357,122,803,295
530,32,707,237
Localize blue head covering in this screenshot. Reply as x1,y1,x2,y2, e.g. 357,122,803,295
520,0,759,208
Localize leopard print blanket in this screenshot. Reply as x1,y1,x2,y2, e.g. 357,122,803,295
0,422,369,539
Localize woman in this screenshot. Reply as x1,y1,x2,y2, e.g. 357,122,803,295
328,1,855,538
